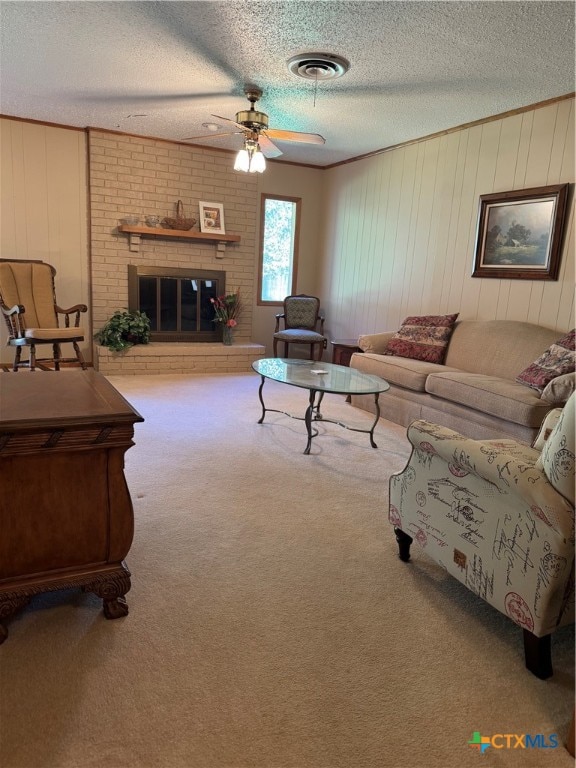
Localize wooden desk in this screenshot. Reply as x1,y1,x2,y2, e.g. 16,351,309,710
0,370,144,641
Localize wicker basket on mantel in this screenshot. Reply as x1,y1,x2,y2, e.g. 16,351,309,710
161,200,196,230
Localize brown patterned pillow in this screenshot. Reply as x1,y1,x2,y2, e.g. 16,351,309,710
386,314,459,364
516,330,575,394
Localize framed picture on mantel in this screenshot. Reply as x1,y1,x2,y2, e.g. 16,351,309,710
472,184,569,280
199,201,225,235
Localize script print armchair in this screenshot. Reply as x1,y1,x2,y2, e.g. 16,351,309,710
0,259,87,371
273,294,327,361
389,393,575,679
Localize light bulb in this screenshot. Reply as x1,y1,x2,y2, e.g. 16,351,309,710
250,150,266,173
234,149,250,172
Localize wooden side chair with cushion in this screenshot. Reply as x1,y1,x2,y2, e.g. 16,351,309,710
273,294,327,361
0,259,87,371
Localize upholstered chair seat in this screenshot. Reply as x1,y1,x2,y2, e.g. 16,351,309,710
0,259,87,371
389,393,575,679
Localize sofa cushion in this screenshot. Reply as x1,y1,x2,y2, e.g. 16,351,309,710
516,329,575,393
425,372,551,427
353,353,459,392
444,320,560,380
386,313,459,364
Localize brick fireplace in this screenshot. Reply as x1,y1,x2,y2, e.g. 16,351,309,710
88,129,264,374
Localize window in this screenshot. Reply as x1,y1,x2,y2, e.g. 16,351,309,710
258,194,301,304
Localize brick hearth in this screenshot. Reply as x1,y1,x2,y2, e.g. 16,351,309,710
96,342,265,375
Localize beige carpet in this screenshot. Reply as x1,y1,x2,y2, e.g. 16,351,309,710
1,372,574,768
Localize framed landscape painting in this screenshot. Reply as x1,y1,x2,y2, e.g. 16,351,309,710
472,184,569,280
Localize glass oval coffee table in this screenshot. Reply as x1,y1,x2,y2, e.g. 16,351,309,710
252,358,390,454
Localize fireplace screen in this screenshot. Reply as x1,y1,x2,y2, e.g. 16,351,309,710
128,266,225,342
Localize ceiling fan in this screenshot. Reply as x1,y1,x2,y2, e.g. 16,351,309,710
182,86,326,159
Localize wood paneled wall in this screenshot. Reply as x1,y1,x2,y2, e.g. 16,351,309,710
0,118,90,363
321,99,575,339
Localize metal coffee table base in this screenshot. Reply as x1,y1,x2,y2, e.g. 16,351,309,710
256,378,381,454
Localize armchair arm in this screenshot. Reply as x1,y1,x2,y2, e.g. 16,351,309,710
0,302,26,338
1,301,24,316
405,420,574,538
358,331,395,354
56,303,88,328
274,312,285,333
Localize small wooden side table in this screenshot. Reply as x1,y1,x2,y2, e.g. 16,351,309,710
331,339,362,367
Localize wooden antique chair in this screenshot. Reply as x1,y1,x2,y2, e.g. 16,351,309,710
273,294,327,361
0,259,87,371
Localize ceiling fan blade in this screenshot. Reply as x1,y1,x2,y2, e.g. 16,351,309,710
77,91,236,104
258,134,283,158
265,129,325,145
212,114,248,132
181,130,240,141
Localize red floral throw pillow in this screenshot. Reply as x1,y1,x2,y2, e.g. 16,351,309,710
516,330,575,394
386,314,459,364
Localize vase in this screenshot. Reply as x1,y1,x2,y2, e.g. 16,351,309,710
222,326,234,346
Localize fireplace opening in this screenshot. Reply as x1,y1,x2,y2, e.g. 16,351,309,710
128,265,225,342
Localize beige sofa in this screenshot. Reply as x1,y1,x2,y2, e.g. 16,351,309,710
350,320,573,443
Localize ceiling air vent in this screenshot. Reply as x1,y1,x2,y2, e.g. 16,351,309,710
287,53,350,81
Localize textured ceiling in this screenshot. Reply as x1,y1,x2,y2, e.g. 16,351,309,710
1,1,574,167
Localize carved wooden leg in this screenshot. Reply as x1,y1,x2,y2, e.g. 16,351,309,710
394,527,413,562
523,629,553,679
273,337,278,357
13,346,22,371
53,343,61,371
29,343,36,371
85,565,132,620
0,594,32,643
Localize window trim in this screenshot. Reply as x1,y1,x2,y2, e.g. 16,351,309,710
257,193,301,306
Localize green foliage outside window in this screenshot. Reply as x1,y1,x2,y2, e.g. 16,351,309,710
261,197,298,302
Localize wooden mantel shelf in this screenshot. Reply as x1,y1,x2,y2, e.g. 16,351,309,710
118,224,240,256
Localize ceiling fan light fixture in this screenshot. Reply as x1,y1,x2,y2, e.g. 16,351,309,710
234,138,266,174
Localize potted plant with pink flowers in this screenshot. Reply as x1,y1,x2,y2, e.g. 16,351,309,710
211,289,241,345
